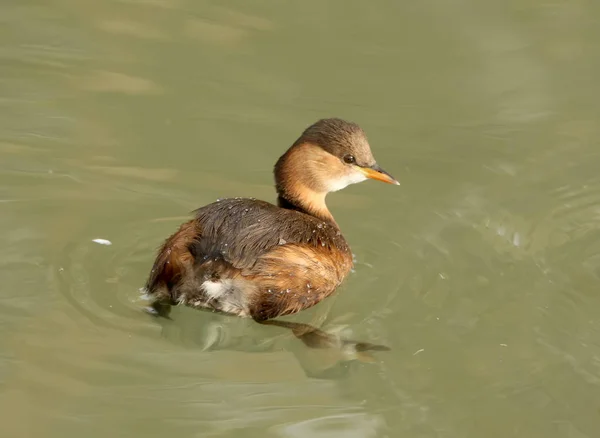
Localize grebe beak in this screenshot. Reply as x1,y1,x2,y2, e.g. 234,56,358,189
359,164,400,185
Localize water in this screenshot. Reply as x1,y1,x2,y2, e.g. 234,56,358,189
2,0,600,436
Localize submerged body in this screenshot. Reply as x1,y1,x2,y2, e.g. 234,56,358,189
146,197,352,320
144,118,398,323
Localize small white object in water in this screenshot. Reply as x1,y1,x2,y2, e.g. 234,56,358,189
92,238,112,246
413,348,425,356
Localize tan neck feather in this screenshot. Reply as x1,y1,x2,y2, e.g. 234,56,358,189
284,182,334,222
275,143,337,224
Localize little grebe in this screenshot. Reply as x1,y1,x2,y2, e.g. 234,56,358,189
144,118,398,324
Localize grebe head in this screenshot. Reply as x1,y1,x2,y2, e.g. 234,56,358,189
274,118,398,221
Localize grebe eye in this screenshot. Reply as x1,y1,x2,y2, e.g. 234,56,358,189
343,154,356,164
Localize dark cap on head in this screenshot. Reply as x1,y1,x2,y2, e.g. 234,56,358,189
293,118,376,167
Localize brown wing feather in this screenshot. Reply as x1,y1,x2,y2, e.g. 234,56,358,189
192,198,350,271
145,220,200,296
